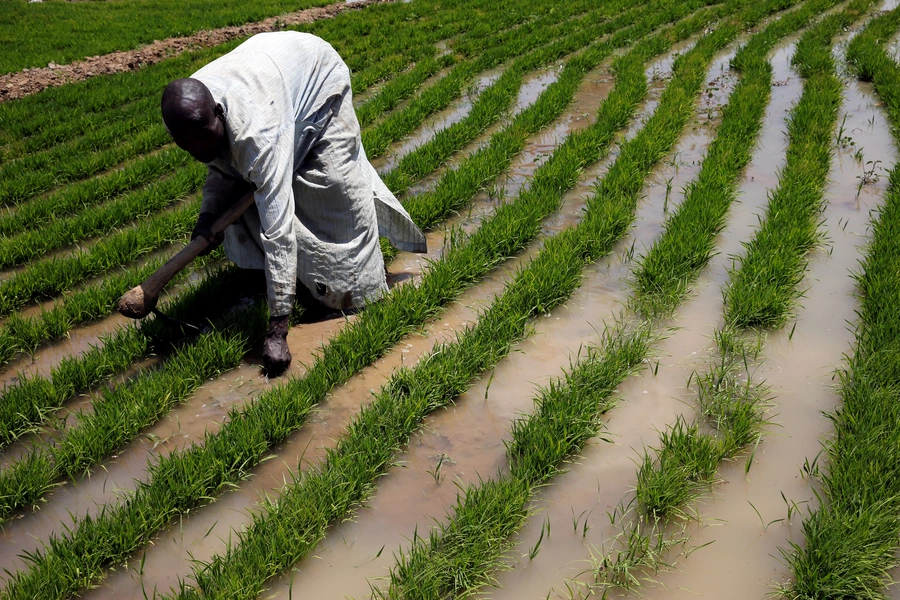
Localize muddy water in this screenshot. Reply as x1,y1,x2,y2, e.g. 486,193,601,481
80,40,664,600
372,68,503,174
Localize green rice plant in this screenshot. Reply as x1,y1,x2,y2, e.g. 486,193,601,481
592,0,871,588
722,3,852,329
360,1,605,159
0,95,158,163
378,0,656,198
355,54,458,130
397,0,733,236
0,125,172,208
0,147,190,236
0,260,241,451
631,0,838,316
379,4,810,596
0,296,273,523
782,6,900,598
0,198,199,318
0,163,205,268
0,0,713,593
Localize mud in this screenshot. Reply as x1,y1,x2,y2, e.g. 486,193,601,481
0,1,387,102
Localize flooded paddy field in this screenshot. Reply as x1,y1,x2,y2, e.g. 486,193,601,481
2,0,900,599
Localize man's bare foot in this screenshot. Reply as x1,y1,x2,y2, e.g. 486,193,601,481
262,314,291,376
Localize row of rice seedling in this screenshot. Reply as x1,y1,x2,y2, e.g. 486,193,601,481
782,6,900,597
396,0,723,235
0,2,735,596
0,256,234,449
376,0,821,593
0,162,207,268
0,0,610,447
378,0,653,197
0,94,158,163
159,4,775,598
359,1,606,160
0,147,190,236
0,198,198,318
0,286,269,523
592,0,861,589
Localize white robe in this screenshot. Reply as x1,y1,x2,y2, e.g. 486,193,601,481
192,31,426,314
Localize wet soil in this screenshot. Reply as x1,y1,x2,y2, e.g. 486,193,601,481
0,0,386,102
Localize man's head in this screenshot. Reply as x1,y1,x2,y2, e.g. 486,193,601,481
161,78,226,163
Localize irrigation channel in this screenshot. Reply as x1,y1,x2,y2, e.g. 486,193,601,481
1,0,900,598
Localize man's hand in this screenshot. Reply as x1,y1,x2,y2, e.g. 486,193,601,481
263,314,292,376
191,212,225,256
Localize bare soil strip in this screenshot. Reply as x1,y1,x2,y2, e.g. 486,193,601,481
0,0,387,103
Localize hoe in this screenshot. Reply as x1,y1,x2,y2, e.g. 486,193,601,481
117,192,255,321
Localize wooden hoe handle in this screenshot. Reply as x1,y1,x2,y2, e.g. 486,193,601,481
117,192,256,319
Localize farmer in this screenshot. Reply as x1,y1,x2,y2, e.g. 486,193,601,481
160,31,427,376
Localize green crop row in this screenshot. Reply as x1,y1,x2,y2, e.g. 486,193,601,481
0,146,190,236
783,5,900,598
595,0,862,588
0,256,236,450
0,163,206,269
360,0,601,159
162,3,759,598
0,0,730,593
380,1,794,594
396,0,722,236
0,283,274,523
379,0,651,197
0,198,198,319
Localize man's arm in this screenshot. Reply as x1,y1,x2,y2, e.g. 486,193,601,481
247,140,298,375
194,166,253,253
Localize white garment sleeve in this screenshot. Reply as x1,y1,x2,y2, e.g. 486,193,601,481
248,136,298,318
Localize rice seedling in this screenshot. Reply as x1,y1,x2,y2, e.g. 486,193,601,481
0,162,206,268
0,259,248,448
0,296,271,523
781,5,900,597
360,2,607,159
0,196,198,318
591,0,870,589
378,0,656,197
0,146,191,236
